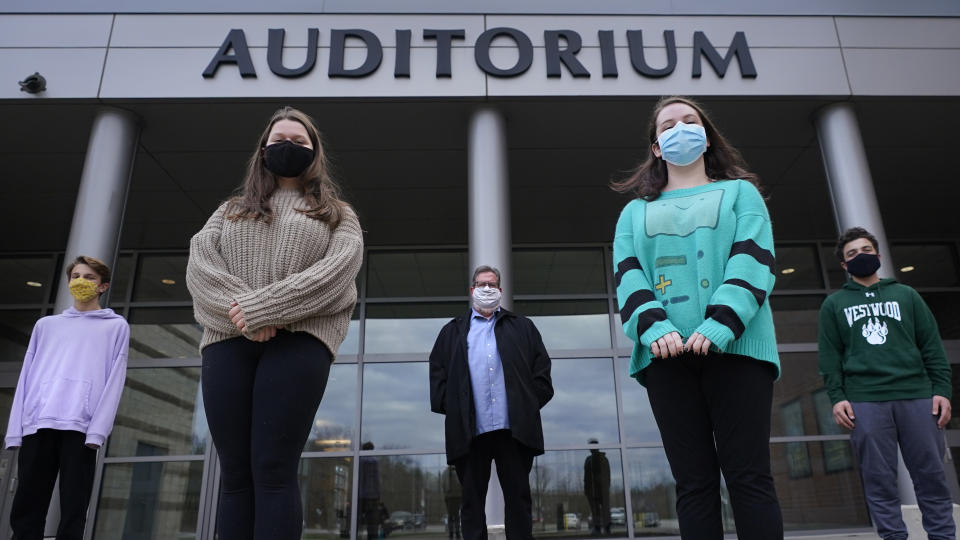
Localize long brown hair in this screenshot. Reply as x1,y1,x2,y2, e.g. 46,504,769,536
226,106,349,228
611,96,760,200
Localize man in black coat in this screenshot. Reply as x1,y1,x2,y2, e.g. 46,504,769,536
429,265,554,540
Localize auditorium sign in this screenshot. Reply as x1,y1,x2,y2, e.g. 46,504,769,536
202,27,757,80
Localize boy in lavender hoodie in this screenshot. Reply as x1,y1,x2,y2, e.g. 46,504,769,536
5,255,129,540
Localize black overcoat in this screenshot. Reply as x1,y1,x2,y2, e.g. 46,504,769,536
429,309,554,463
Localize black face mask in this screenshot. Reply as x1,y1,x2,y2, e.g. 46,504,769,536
844,252,881,278
263,141,315,178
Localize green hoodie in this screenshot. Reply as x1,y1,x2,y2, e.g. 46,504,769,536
818,277,951,404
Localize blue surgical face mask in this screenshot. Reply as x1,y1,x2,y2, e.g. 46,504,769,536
656,122,707,166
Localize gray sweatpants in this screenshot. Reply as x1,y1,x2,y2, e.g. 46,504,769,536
850,398,956,540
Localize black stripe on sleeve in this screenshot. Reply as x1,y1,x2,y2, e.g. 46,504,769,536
636,308,668,337
614,257,643,288
729,239,775,274
723,278,767,307
705,304,746,339
620,289,656,325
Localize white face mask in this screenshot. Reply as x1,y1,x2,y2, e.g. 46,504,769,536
472,286,502,311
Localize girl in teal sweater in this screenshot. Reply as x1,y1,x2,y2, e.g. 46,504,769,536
612,96,782,539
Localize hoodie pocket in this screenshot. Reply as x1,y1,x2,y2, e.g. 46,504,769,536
37,378,93,423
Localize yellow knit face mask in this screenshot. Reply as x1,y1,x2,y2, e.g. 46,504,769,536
68,277,100,302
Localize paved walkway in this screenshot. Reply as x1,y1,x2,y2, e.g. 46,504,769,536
783,533,879,539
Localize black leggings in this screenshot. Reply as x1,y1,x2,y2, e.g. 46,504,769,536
202,331,332,540
645,351,783,540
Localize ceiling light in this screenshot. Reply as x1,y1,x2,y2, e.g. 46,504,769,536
780,268,795,274
161,279,176,285
25,281,42,287
900,266,915,272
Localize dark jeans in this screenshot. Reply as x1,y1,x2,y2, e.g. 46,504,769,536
446,497,462,538
10,429,97,540
850,399,956,540
645,352,783,540
454,430,535,540
202,331,332,540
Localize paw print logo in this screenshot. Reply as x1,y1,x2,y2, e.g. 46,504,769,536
861,317,888,345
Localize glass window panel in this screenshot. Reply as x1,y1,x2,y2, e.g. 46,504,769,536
132,254,190,302
779,400,812,479
4,255,56,304
361,362,443,450
514,301,611,350
94,459,204,539
773,245,824,290
612,306,631,351
947,366,960,430
340,318,361,356
366,251,469,298
770,295,824,343
892,243,960,287
0,310,43,363
128,308,201,360
353,453,450,540
541,358,619,447
0,388,14,430
299,457,353,540
513,249,606,295
364,303,463,355
821,245,847,290
950,447,960,497
109,253,135,305
107,367,207,457
529,449,627,537
812,390,855,472
771,353,830,437
617,357,660,444
625,447,735,535
920,292,960,340
772,441,871,530
306,363,358,452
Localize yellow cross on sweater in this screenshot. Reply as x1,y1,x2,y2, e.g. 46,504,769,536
655,274,672,295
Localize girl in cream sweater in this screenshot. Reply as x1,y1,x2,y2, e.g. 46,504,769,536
187,107,363,539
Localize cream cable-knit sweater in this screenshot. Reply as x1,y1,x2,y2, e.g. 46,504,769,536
186,188,363,356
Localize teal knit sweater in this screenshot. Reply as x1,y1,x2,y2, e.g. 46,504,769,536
613,180,780,383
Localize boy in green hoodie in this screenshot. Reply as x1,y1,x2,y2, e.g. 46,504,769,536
818,227,954,540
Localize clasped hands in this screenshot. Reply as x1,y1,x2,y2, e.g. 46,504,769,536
229,301,278,342
650,331,712,359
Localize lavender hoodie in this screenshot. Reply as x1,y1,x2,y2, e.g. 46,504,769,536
5,307,129,448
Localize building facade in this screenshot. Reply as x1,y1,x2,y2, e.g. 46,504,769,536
0,1,959,538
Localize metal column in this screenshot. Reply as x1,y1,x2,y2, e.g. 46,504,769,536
54,107,140,314
467,107,510,536
815,102,894,275
814,102,915,505
47,107,139,539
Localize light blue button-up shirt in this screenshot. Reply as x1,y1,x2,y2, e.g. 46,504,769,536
467,308,510,435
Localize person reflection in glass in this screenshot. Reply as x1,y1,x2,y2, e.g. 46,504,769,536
583,439,611,535
358,441,381,540
444,465,462,539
